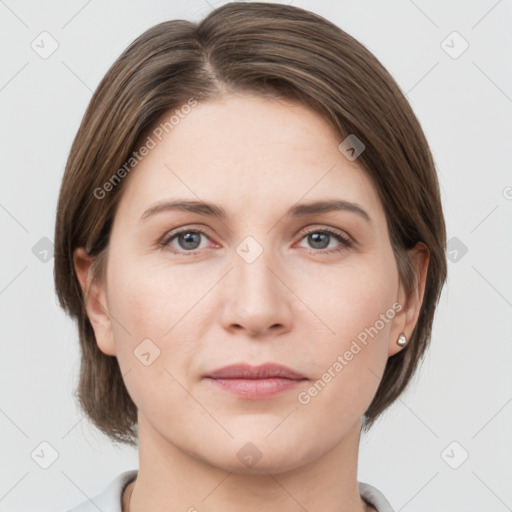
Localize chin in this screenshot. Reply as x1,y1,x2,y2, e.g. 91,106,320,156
219,451,312,476
202,434,315,476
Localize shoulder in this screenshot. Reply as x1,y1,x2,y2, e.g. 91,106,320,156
358,481,395,512
65,469,138,512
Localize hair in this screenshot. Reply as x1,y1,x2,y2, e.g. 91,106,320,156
54,1,447,446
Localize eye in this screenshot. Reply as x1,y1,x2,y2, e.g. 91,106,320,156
297,227,352,254
159,226,353,256
161,229,212,255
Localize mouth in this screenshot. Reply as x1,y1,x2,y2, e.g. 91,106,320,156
203,363,308,400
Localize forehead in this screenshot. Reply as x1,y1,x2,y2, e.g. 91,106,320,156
116,93,385,224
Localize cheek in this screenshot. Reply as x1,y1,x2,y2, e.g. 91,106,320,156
105,257,216,396
293,255,397,408
298,251,398,342
104,259,206,419
106,257,212,339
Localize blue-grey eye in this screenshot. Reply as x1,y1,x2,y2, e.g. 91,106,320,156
165,230,209,252
176,231,202,250
307,232,331,249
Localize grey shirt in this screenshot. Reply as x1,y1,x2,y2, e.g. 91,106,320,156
66,469,395,512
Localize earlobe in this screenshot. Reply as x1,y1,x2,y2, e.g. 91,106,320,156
73,247,117,356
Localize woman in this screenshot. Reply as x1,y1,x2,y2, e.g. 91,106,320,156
54,2,447,511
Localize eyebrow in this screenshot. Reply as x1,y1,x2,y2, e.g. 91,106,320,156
141,198,372,224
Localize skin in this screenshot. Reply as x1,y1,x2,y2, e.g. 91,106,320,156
74,92,429,512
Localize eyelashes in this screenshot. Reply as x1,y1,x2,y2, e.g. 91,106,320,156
159,226,353,257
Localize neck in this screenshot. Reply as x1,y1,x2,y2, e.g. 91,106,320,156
124,415,372,512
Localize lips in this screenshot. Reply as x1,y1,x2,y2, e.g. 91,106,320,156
205,363,307,380
204,363,308,399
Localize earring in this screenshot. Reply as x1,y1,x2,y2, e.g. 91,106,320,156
397,333,407,346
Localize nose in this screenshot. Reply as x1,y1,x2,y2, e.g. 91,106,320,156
219,251,293,338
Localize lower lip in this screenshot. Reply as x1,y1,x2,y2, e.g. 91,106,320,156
205,377,307,399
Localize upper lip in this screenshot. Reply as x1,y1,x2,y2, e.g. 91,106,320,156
205,363,307,380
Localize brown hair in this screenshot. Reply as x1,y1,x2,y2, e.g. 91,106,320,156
54,1,447,446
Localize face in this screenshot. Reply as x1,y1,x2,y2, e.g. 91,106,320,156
78,93,426,474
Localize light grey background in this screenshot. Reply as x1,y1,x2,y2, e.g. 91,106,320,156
1,1,511,511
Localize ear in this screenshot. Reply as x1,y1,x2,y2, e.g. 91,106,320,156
388,242,430,357
73,247,116,356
